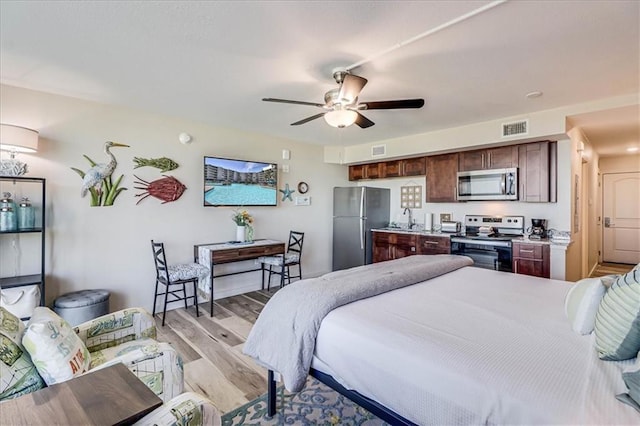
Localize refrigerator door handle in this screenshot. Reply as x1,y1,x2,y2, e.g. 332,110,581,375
360,189,365,250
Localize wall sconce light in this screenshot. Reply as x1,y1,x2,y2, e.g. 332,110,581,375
0,124,39,176
324,108,358,128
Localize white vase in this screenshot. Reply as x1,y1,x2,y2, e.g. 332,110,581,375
236,225,246,242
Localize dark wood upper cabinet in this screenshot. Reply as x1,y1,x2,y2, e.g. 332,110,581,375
459,146,519,171
380,160,402,178
401,157,426,176
349,163,382,180
518,141,556,202
349,164,366,181
426,153,459,202
364,163,381,179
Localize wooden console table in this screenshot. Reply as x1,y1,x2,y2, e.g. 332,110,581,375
0,363,162,426
195,239,285,316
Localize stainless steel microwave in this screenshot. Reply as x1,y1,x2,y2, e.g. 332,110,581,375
457,168,518,201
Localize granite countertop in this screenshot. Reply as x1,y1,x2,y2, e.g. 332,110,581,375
374,229,572,246
372,228,456,237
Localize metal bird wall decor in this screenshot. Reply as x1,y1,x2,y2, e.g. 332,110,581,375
71,141,129,207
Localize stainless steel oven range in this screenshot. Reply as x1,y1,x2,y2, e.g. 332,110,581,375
450,215,524,272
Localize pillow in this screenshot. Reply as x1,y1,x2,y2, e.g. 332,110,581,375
594,269,640,360
599,274,619,288
0,307,45,400
616,351,640,413
22,307,91,385
564,277,606,335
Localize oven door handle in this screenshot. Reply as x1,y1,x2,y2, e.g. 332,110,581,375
451,237,512,248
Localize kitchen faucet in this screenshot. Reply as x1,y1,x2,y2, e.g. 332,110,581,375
403,208,415,229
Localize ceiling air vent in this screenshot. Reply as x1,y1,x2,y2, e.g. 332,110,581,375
371,144,386,157
501,119,529,138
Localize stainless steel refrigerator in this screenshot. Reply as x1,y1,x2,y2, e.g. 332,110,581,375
332,186,390,271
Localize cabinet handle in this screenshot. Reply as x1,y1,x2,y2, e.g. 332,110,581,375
481,153,485,169
424,241,439,245
514,259,518,274
520,249,534,253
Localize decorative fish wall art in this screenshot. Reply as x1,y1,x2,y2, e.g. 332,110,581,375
134,175,186,205
132,157,179,173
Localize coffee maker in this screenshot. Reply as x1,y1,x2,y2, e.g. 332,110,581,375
529,218,547,239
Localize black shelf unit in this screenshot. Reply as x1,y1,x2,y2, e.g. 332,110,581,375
0,176,46,312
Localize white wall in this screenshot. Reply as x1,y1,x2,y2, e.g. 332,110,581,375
599,154,640,173
0,84,351,312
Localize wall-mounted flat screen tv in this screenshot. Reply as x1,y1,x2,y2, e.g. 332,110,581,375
204,156,278,206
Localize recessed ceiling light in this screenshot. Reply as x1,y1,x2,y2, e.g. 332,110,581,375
627,147,639,152
525,91,543,99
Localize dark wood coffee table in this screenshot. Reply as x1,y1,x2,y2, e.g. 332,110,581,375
0,363,163,425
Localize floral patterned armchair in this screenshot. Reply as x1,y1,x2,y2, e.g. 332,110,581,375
0,307,183,403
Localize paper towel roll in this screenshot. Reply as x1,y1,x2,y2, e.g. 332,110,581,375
424,213,433,232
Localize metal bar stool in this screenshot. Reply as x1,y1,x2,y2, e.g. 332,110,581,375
258,231,304,291
151,240,210,326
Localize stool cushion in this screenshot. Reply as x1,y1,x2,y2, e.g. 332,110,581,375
54,289,110,309
167,263,209,282
258,253,300,267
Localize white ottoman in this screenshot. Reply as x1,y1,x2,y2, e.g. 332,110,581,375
53,289,110,326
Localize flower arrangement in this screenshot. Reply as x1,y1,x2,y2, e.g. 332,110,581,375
232,209,253,226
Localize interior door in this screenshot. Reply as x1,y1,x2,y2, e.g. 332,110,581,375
603,172,640,264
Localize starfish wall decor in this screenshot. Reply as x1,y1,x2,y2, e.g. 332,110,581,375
279,183,295,201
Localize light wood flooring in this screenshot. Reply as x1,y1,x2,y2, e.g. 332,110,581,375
589,262,635,278
154,289,277,414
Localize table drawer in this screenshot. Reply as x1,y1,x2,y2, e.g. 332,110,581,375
213,243,285,263
513,243,543,259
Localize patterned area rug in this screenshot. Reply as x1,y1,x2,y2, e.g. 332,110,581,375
221,377,389,425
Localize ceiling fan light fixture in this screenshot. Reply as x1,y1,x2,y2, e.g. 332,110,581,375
324,109,358,128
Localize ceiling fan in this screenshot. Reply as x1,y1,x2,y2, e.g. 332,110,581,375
263,70,425,129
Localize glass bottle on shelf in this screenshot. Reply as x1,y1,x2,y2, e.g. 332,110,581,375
18,197,35,230
0,192,18,231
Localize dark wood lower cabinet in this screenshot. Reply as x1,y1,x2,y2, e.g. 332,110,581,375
373,231,451,262
512,242,550,278
417,235,451,255
372,232,417,262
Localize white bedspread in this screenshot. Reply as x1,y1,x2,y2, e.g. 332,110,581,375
312,266,638,425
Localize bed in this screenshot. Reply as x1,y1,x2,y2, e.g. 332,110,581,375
244,255,639,425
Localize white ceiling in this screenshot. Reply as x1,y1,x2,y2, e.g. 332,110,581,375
1,1,638,156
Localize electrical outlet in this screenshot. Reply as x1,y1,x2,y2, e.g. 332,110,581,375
440,213,451,222
282,164,290,173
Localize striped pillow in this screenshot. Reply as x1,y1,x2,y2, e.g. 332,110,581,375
616,351,640,413
594,269,640,361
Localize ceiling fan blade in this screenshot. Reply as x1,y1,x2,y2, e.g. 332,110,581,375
291,113,326,126
263,98,325,108
361,99,425,110
338,74,368,103
355,112,375,129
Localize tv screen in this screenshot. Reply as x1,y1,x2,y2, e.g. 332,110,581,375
204,156,278,206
